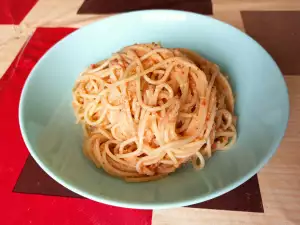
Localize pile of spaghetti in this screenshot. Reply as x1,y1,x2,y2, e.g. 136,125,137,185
72,43,237,182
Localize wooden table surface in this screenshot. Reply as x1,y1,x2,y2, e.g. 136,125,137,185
0,0,299,224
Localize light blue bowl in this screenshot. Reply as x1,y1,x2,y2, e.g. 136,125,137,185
19,10,289,209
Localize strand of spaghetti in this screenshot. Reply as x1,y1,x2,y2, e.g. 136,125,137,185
143,62,175,85
104,141,136,170
216,109,232,130
124,100,136,134
88,98,102,117
174,151,197,159
133,98,141,123
179,112,195,118
122,45,152,52
177,117,192,133
173,145,206,155
138,110,150,149
119,52,132,65
77,74,106,83
119,137,137,154
80,93,98,100
102,96,123,110
135,76,175,112
179,67,190,104
84,104,107,126
193,152,205,170
106,156,137,173
91,127,112,139
206,71,217,100
190,70,205,98
103,160,140,177
204,138,212,157
136,160,155,176
108,62,118,82
102,57,201,91
123,45,166,63
140,152,166,166
169,122,179,141
220,133,237,150
151,114,164,145
166,149,178,165
204,90,217,139
160,160,174,165
116,146,142,159
172,147,206,157
151,85,170,106
135,152,166,175
84,69,111,79
82,124,90,137
215,131,236,137
101,148,142,177
90,139,103,168
183,91,197,111
111,124,126,141
216,125,237,150
184,96,208,136
118,112,133,139
147,136,197,155
88,55,119,73
139,48,173,60
179,140,206,149
207,87,217,118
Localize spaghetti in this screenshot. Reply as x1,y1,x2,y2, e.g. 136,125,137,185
72,43,237,182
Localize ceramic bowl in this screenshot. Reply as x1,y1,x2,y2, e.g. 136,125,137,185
19,10,289,209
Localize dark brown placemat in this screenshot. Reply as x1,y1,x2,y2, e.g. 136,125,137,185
77,0,212,15
188,175,263,212
14,155,264,212
241,11,300,75
13,156,81,198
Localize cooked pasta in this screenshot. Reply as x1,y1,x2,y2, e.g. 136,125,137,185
72,43,237,182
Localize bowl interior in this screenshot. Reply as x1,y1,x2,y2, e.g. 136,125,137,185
19,10,289,209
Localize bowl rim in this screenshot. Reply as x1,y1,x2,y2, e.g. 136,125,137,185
18,9,290,209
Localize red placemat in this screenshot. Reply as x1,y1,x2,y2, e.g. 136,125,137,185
0,27,152,225
0,0,38,24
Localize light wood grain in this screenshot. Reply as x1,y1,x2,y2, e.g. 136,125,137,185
258,77,300,222
212,10,244,31
153,207,296,225
0,25,31,77
213,0,300,11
